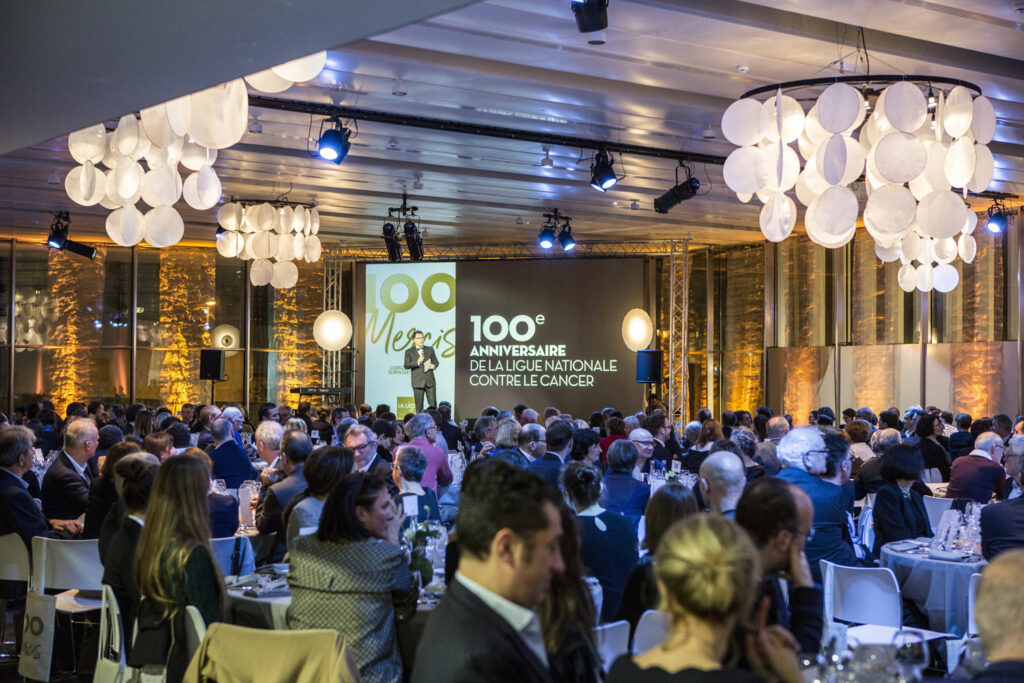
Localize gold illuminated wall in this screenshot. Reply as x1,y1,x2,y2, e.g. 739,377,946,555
47,248,106,416
721,245,764,412
156,248,215,411
270,261,322,406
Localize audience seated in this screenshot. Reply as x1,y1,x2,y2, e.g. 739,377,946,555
101,454,159,650
777,427,873,583
753,416,788,476
404,414,453,493
287,473,416,683
871,443,933,555
967,549,1024,681
41,417,100,521
412,459,564,683
569,427,600,465
683,419,723,473
599,440,650,529
946,431,1006,504
517,423,547,466
393,445,441,523
911,413,952,481
606,514,802,682
346,423,397,481
208,417,254,489
490,418,527,468
614,482,699,635
699,451,747,518
129,454,224,683
981,435,1024,560
529,421,572,489
736,477,823,655
254,430,312,564
562,461,638,623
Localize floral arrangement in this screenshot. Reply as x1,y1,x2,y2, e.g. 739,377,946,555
404,511,441,585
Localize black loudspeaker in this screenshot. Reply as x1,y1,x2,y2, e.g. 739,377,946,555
199,349,226,381
636,349,662,384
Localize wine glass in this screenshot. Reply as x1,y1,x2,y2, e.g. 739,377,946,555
892,630,927,682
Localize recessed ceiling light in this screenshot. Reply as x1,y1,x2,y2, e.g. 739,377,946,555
392,78,407,96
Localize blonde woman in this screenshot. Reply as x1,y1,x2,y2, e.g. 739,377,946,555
607,515,802,682
285,417,309,434
129,454,224,682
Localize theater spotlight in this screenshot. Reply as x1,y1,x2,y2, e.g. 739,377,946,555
986,200,1009,234
317,118,351,164
47,211,97,259
382,222,402,262
654,163,702,214
404,220,424,261
589,149,617,192
571,0,609,35
557,224,576,251
538,225,556,249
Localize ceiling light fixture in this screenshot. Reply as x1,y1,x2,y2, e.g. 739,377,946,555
558,223,576,251
404,220,424,261
382,222,402,262
589,148,618,192
571,0,609,38
541,147,554,168
986,200,1009,234
47,211,97,260
316,117,352,163
391,78,407,97
654,162,701,214
537,224,556,249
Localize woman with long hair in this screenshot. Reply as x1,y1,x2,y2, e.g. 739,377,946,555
130,453,223,681
287,473,416,683
132,410,155,440
284,446,354,549
538,501,602,683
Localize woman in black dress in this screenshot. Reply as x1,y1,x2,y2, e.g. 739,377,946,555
872,443,933,555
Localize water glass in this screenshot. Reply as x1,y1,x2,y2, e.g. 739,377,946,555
892,630,927,682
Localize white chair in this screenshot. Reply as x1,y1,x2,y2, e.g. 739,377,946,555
921,468,942,484
31,536,103,612
857,505,875,551
0,533,30,659
210,536,256,578
636,515,647,554
923,496,954,534
184,605,207,659
632,610,669,654
298,526,318,537
593,620,629,672
95,585,132,683
967,572,981,637
865,492,877,508
819,560,949,645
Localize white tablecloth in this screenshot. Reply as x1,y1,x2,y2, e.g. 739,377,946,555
880,539,984,637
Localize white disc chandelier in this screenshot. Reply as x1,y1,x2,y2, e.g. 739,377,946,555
720,75,998,294
215,199,322,289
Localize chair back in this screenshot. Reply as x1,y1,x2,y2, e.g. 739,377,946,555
865,492,877,508
632,610,670,655
298,526,318,538
30,537,103,592
923,495,954,534
820,559,901,628
184,605,207,661
95,585,128,683
856,505,875,551
209,536,256,578
0,532,30,582
968,572,981,636
921,468,942,484
593,620,630,672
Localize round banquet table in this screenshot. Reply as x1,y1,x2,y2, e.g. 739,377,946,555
879,539,985,637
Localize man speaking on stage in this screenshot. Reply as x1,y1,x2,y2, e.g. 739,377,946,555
404,330,439,411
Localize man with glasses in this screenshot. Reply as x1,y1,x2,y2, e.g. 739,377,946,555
736,477,823,655
981,435,1024,560
946,431,1006,504
627,427,660,478
344,423,393,481
777,427,875,583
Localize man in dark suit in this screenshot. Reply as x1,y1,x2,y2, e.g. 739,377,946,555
208,417,254,489
403,330,439,412
344,424,393,480
529,421,572,490
41,417,100,521
254,431,312,564
969,549,1024,681
412,459,562,683
642,413,673,467
981,435,1024,560
1,426,79,548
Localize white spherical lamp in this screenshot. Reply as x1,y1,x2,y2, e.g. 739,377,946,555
621,308,654,352
314,310,353,351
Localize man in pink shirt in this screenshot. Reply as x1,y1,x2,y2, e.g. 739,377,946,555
404,413,452,493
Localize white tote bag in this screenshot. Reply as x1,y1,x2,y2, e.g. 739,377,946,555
18,589,56,681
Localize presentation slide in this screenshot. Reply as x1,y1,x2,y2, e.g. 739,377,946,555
361,259,644,418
